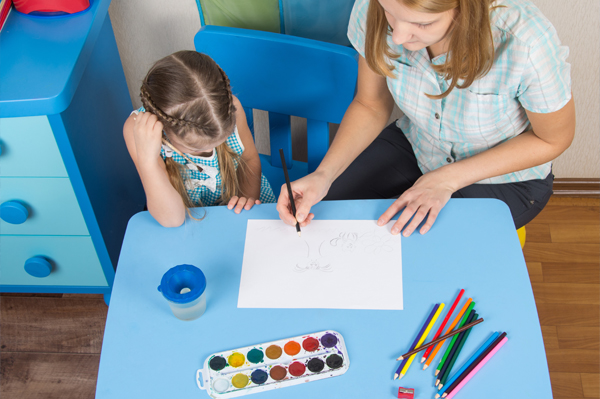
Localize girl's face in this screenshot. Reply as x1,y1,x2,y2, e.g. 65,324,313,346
167,132,228,157
378,0,456,57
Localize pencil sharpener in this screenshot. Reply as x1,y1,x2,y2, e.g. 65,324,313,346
398,387,414,399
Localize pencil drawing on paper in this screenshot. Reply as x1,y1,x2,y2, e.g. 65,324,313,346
293,229,396,273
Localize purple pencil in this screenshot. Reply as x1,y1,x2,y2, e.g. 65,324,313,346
394,304,440,380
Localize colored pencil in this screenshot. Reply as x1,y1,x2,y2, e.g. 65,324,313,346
396,317,484,362
438,311,476,387
398,303,445,379
441,332,507,398
435,301,475,377
422,289,465,363
436,332,500,398
444,336,508,399
279,149,301,237
394,304,439,379
423,298,473,370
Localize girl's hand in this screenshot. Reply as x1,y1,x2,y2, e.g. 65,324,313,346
377,168,457,236
132,111,164,167
227,197,261,213
276,170,331,227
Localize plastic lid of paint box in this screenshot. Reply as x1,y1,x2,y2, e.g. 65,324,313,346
158,264,206,304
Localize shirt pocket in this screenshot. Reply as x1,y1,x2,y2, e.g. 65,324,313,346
451,89,509,144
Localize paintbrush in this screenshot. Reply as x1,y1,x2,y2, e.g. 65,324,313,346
279,149,301,237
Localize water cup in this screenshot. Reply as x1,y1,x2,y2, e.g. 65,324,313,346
158,264,207,321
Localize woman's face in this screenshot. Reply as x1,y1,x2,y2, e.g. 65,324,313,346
378,0,456,57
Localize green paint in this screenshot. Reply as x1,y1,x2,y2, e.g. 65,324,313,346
247,348,264,364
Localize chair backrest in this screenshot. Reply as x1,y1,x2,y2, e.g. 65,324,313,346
194,25,358,173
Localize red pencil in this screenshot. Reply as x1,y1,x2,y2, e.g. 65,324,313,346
422,289,465,364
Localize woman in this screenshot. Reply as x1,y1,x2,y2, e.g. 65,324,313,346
277,0,575,236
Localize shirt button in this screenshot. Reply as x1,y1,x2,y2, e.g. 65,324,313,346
446,157,452,163
435,113,440,120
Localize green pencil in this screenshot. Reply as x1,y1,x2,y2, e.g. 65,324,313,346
435,301,475,377
439,312,477,388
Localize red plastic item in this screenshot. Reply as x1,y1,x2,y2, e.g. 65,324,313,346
13,0,89,14
398,387,415,399
0,0,12,30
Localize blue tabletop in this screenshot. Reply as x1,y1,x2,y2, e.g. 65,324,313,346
96,199,552,399
0,0,110,117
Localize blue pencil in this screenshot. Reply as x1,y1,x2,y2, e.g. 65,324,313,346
435,332,501,398
394,304,440,379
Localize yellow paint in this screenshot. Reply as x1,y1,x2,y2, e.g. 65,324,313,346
228,352,245,368
231,373,249,388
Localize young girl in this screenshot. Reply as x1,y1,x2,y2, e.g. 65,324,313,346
278,0,574,236
124,51,275,227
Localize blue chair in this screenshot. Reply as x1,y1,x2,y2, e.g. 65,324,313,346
194,26,358,195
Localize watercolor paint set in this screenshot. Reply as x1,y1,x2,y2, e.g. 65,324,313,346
196,330,349,398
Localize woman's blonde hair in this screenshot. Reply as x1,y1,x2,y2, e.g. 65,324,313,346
140,51,251,214
365,0,497,99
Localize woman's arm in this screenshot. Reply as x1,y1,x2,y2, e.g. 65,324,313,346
227,96,263,213
378,97,576,236
277,55,396,226
123,112,187,227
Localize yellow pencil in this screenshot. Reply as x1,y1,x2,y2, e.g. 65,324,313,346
423,298,473,371
398,303,445,379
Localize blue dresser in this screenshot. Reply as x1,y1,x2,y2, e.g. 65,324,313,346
0,0,145,303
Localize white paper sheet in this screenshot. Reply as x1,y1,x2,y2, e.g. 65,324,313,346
238,220,403,310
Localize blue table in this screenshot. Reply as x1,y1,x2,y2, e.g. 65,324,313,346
96,199,552,398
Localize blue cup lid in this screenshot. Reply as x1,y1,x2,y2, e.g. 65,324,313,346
158,264,206,304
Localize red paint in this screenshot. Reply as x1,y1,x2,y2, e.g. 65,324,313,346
289,361,306,377
302,337,319,352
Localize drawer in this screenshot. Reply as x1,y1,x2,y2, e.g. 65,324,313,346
0,236,108,287
0,177,89,235
0,116,68,177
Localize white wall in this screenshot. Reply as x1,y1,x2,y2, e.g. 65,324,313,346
109,0,599,178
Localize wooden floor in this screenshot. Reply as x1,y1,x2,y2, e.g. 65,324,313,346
1,197,598,398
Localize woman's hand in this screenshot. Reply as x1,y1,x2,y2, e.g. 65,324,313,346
227,197,261,213
377,168,457,236
132,111,164,167
276,170,332,227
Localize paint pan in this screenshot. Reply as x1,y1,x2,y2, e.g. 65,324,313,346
196,330,349,398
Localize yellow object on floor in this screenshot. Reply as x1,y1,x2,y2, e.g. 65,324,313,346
517,226,526,248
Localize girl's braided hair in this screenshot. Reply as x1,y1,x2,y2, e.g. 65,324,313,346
140,51,250,212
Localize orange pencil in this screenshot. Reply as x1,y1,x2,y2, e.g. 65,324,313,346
423,298,473,370
421,289,465,363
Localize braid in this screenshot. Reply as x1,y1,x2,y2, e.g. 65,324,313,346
215,64,237,118
140,86,205,131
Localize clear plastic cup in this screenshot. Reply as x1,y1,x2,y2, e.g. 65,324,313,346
158,264,207,321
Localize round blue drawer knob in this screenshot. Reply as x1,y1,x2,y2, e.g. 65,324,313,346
24,256,53,278
0,201,29,224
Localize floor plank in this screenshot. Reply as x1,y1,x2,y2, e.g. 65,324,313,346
542,325,560,349
532,283,600,305
543,263,600,284
0,297,107,354
526,223,552,243
550,372,585,397
532,206,600,225
545,349,600,373
524,243,599,264
526,262,544,283
536,304,599,327
556,327,600,350
581,373,600,397
550,224,600,244
0,352,100,399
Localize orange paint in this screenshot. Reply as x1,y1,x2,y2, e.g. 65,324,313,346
284,340,301,356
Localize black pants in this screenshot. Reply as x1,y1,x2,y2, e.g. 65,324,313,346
325,122,553,229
